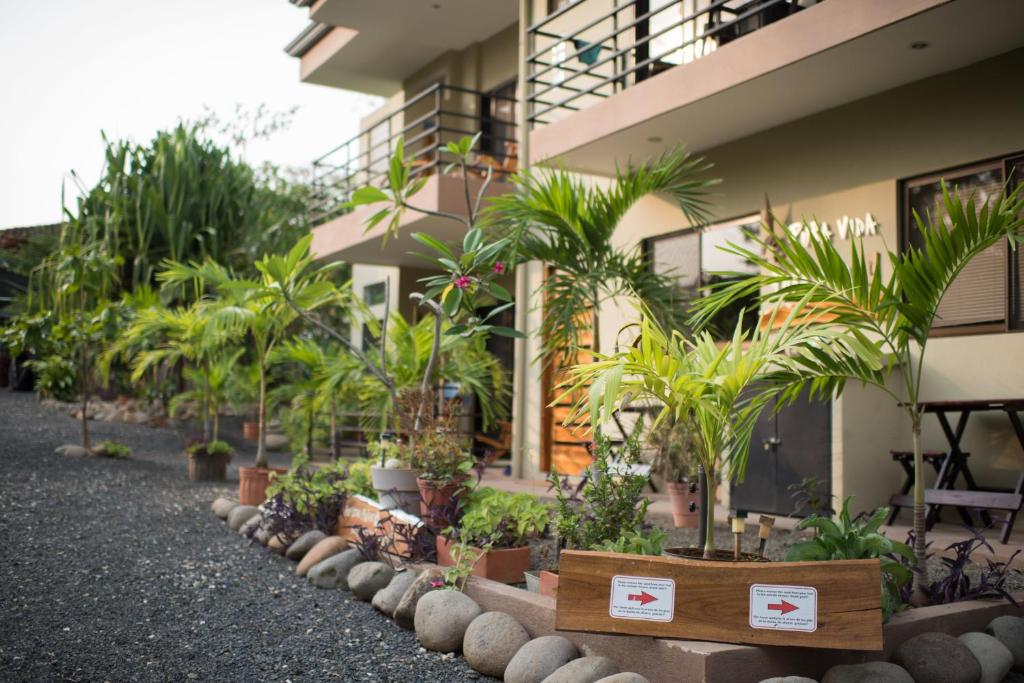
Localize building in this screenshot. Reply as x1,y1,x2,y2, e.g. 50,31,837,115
285,0,1024,518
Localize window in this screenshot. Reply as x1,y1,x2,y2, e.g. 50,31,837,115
901,153,1024,335
363,282,386,306
647,215,760,338
480,80,516,161
361,320,384,353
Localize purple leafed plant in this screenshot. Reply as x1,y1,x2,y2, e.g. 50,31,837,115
902,528,1020,607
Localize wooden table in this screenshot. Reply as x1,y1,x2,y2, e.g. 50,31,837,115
915,399,1024,543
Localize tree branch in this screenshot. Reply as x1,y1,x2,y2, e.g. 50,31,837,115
400,201,470,229
473,165,494,226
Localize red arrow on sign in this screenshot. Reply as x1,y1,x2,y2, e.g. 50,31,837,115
627,591,657,606
767,600,798,615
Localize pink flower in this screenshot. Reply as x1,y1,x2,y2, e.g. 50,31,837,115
492,262,506,274
429,579,444,588
454,275,472,289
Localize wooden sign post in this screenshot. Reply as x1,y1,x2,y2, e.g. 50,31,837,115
555,550,883,650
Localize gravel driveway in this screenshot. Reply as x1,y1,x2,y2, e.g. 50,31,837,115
0,391,486,682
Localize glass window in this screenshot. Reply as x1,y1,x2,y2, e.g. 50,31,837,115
363,282,386,306
648,215,760,338
902,153,1023,334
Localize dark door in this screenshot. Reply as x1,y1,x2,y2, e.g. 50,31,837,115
731,390,831,516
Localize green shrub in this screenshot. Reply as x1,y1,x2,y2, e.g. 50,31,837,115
550,428,650,551
454,487,552,549
784,497,913,620
343,460,376,499
99,440,132,458
29,355,77,401
186,439,234,458
594,528,666,556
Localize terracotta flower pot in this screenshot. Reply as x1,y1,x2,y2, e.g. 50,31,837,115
539,569,560,598
239,466,287,505
416,477,466,520
187,452,230,482
436,536,532,584
667,480,701,529
242,421,259,441
371,466,422,515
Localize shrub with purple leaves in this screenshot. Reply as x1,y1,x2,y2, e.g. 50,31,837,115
901,528,1020,607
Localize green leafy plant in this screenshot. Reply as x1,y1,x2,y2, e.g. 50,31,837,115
785,497,913,620
550,428,650,552
693,182,1024,599
451,487,552,549
187,439,235,458
646,418,697,484
29,355,77,401
98,441,132,459
491,148,715,364
441,540,492,591
343,460,376,499
595,528,666,556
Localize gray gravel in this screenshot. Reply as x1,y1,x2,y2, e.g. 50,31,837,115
0,391,490,682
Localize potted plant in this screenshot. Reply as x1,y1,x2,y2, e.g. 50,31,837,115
647,418,700,528
414,408,476,521
438,487,552,584
186,438,234,481
539,428,651,596
368,433,422,515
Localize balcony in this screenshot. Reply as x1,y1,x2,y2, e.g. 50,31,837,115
526,0,1024,174
287,0,517,95
310,84,518,266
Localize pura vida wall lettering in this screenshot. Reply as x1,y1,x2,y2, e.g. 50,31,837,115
787,213,879,246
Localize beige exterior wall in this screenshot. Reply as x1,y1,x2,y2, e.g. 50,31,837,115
516,48,1024,508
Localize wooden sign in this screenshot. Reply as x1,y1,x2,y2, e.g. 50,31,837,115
335,495,424,559
555,550,883,650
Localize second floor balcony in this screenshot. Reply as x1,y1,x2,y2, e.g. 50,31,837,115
526,0,1024,175
310,83,518,265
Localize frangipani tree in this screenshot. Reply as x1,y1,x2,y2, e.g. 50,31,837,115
562,304,871,558
692,183,1024,601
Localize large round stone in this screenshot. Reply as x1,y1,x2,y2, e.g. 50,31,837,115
504,635,579,683
463,611,531,678
822,661,913,683
414,589,482,653
265,433,289,451
542,656,619,683
308,548,365,589
372,570,417,616
895,631,982,683
986,615,1024,672
211,497,239,519
759,678,818,683
296,536,347,577
227,505,259,531
595,675,649,683
394,567,444,630
237,514,262,538
348,562,395,600
959,631,1013,683
285,530,326,561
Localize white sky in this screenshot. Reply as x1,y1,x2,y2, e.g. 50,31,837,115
0,0,381,228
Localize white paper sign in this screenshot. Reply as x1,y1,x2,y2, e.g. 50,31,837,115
749,583,817,632
608,575,674,622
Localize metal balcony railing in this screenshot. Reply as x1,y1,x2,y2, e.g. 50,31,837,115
311,83,518,225
527,0,823,127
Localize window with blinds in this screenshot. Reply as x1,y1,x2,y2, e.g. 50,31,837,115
901,153,1024,334
648,215,760,338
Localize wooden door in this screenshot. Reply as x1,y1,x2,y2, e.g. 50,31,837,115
541,310,594,476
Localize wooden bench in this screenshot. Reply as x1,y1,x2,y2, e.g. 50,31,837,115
889,488,1023,543
887,449,964,524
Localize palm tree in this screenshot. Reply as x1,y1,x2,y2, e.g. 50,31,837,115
169,350,244,441
112,301,228,442
562,305,858,558
490,149,715,362
691,183,1024,601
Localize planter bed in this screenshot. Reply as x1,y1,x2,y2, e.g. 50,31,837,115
465,576,1023,683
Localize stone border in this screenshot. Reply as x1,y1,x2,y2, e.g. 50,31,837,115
464,578,1023,683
